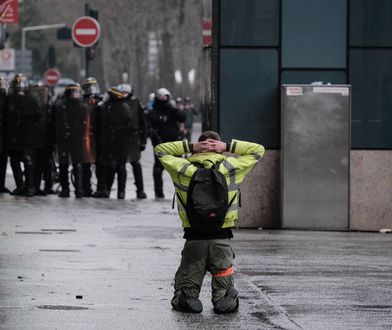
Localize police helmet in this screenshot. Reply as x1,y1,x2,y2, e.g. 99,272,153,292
64,83,82,99
82,77,100,96
107,86,125,100
118,84,133,96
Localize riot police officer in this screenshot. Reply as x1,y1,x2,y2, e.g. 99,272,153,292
81,77,101,197
55,83,97,198
119,84,147,199
6,74,45,196
32,81,55,195
98,85,147,199
147,88,186,199
0,76,10,193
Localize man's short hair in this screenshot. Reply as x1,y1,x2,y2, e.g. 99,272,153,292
198,131,221,142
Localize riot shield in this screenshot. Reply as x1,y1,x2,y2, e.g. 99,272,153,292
55,98,71,164
27,86,49,149
100,99,140,165
69,99,96,163
6,91,36,151
126,98,142,162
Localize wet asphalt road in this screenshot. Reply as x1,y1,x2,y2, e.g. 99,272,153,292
1,123,392,329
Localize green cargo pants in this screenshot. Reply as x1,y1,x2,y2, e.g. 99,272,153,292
171,239,237,311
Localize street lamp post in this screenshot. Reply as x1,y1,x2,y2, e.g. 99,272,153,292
21,23,67,51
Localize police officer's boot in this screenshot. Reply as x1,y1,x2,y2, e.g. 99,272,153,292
153,163,164,199
34,172,46,196
23,154,35,197
82,164,92,197
44,158,57,195
58,163,70,198
10,156,25,195
33,150,46,196
0,154,10,193
73,163,84,198
132,161,147,199
93,164,106,197
117,164,126,199
104,166,115,198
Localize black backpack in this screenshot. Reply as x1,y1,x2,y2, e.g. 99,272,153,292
174,161,237,233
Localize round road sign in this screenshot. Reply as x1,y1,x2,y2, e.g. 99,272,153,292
72,16,101,47
44,68,61,86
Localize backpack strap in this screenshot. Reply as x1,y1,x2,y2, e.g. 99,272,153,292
171,192,176,209
228,188,242,208
172,190,186,209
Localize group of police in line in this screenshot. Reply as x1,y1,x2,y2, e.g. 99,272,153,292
0,73,197,199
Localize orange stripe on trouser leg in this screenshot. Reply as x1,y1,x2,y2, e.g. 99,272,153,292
212,266,234,277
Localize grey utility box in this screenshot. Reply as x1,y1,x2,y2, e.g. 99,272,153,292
281,85,351,230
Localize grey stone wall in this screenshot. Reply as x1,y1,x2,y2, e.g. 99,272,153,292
238,150,392,231
238,150,280,229
350,151,392,231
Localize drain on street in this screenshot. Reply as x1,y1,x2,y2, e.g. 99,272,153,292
41,229,77,232
39,249,80,253
37,305,88,310
15,231,52,235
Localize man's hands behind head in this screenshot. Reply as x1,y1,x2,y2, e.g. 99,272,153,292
193,139,226,154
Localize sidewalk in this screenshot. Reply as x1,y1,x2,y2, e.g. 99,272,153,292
1,123,391,329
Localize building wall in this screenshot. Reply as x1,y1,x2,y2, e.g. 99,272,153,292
239,151,392,232
350,151,392,231
238,150,280,229
212,0,392,231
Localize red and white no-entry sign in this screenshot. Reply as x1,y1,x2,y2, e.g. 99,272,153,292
202,19,212,46
43,68,61,86
72,16,100,47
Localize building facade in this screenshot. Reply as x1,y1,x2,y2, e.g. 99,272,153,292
202,0,392,231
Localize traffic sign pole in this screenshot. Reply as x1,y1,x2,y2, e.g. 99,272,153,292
71,5,100,79
85,3,90,78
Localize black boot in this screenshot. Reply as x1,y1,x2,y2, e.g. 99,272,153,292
178,288,203,313
73,163,84,198
117,164,126,199
10,155,25,195
44,153,57,194
23,153,35,197
153,162,164,199
82,164,92,197
33,148,45,196
132,161,147,199
93,163,108,197
105,166,115,198
34,171,46,196
213,287,239,314
58,163,70,198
